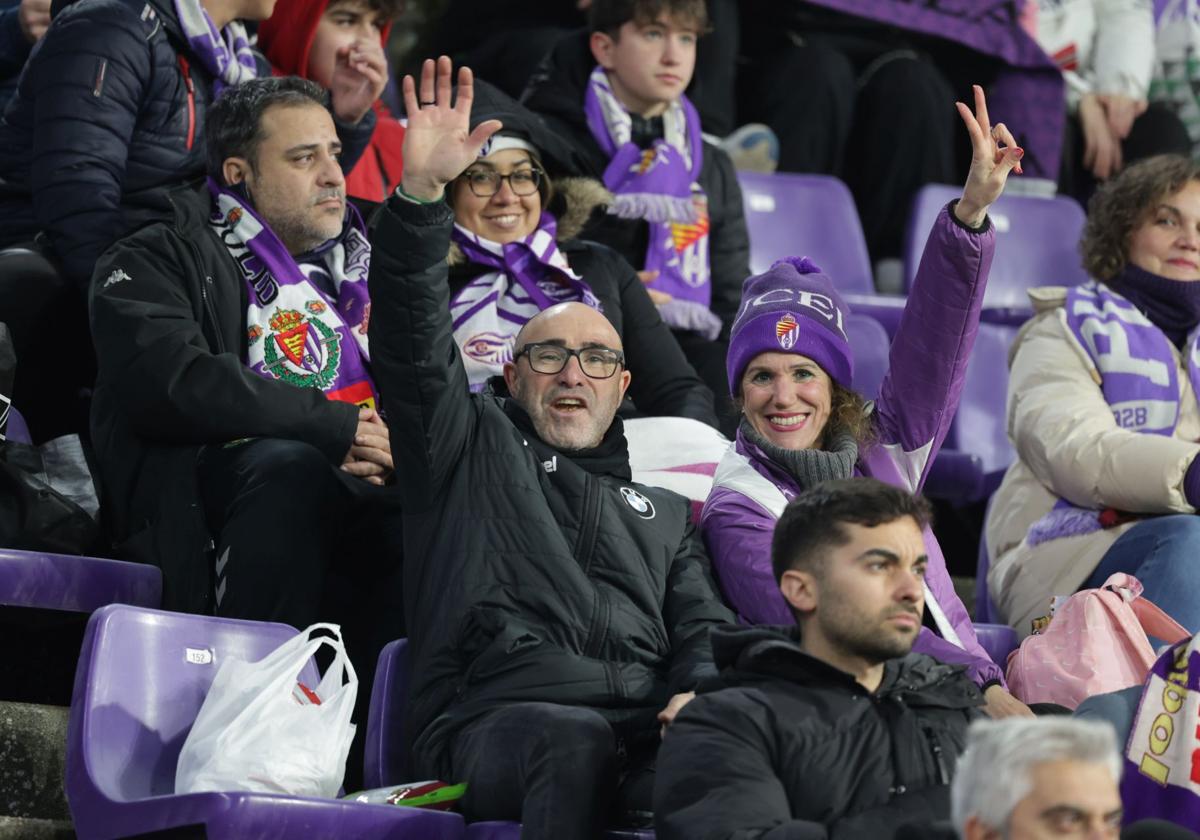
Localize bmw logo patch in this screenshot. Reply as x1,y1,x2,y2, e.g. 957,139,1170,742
620,487,656,519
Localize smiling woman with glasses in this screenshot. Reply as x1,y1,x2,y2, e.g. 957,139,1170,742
439,80,718,427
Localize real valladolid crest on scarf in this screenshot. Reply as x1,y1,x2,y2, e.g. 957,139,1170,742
207,179,379,408
583,66,721,340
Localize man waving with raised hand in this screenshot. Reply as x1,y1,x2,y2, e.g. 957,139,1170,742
368,56,734,839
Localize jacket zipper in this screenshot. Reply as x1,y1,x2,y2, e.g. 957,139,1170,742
177,55,196,151
575,477,610,658
924,723,950,785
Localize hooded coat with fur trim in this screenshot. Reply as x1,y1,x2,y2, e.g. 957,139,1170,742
258,0,405,202
448,175,719,427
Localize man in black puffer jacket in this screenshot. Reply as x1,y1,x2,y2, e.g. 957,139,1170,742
0,0,382,289
522,0,750,413
654,479,985,840
368,58,734,840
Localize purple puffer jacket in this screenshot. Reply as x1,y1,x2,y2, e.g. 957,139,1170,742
700,204,1004,687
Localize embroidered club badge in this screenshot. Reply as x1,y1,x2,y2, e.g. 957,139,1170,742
262,307,342,390
620,487,656,519
776,313,800,350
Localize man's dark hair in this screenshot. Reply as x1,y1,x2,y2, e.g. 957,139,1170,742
770,478,932,584
205,76,329,182
589,0,710,36
327,0,405,19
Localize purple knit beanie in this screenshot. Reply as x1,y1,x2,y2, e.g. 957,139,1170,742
726,256,854,396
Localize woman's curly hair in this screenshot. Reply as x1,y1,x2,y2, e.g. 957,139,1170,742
823,381,878,451
1081,155,1200,281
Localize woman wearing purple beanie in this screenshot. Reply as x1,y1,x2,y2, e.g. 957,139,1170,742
701,86,1032,719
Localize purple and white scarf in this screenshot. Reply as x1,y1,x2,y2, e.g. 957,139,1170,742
1027,281,1200,546
450,213,601,389
583,66,720,340
1121,633,1200,826
207,179,378,408
174,0,257,95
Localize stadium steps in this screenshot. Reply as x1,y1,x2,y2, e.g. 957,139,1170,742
0,701,71,836
0,815,73,838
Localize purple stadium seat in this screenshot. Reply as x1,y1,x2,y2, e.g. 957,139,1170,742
974,623,1018,668
5,406,31,444
903,184,1088,323
737,171,908,336
366,639,654,840
942,322,1021,495
845,313,889,401
67,605,465,840
976,495,1004,625
0,548,161,612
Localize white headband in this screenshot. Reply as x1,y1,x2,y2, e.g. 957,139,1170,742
478,134,538,159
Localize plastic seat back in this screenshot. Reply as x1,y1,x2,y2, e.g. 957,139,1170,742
67,605,307,808
737,172,874,293
903,184,1088,316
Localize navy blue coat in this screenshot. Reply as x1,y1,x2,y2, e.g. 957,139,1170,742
0,0,373,288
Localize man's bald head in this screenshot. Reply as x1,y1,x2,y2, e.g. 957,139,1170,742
503,303,632,451
514,302,624,354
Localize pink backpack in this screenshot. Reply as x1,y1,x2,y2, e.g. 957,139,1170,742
1006,573,1191,709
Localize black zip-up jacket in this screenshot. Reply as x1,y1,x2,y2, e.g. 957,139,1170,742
0,0,374,288
654,625,984,840
88,184,358,612
521,30,751,336
367,194,736,780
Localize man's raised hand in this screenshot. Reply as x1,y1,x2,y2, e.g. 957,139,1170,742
399,56,503,202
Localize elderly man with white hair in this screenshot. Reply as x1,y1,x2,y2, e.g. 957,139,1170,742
953,718,1197,840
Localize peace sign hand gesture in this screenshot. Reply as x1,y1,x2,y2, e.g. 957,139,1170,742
399,56,503,202
955,84,1024,228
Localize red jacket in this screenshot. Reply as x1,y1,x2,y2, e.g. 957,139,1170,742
258,0,405,202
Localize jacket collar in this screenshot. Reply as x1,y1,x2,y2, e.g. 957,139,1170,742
502,397,633,480
710,623,970,700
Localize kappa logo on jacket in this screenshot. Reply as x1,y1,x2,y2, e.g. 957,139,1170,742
620,487,656,520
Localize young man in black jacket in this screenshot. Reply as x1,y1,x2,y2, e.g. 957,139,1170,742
654,478,984,840
368,56,734,840
90,77,404,693
522,0,750,416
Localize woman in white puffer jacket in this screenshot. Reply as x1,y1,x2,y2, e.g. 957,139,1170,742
988,154,1200,636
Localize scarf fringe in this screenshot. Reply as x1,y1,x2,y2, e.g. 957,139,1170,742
609,193,698,224
1026,505,1102,547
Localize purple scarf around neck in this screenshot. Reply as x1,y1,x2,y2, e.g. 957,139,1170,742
207,178,378,407
450,213,602,389
583,66,721,339
1109,263,1200,348
1026,281,1200,546
1121,635,1200,826
173,0,257,95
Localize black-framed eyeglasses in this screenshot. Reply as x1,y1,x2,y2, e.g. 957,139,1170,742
461,167,543,197
515,343,626,379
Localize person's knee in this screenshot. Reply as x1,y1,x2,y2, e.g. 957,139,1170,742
860,54,953,114
218,439,340,501
1127,104,1193,159
1143,514,1200,550
535,705,615,753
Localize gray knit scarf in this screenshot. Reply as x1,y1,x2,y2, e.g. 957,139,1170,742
740,418,858,489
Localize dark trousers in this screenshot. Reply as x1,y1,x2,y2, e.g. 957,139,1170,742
737,38,956,260
196,436,406,790
450,703,656,840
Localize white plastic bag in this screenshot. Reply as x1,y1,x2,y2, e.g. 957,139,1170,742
174,622,358,798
